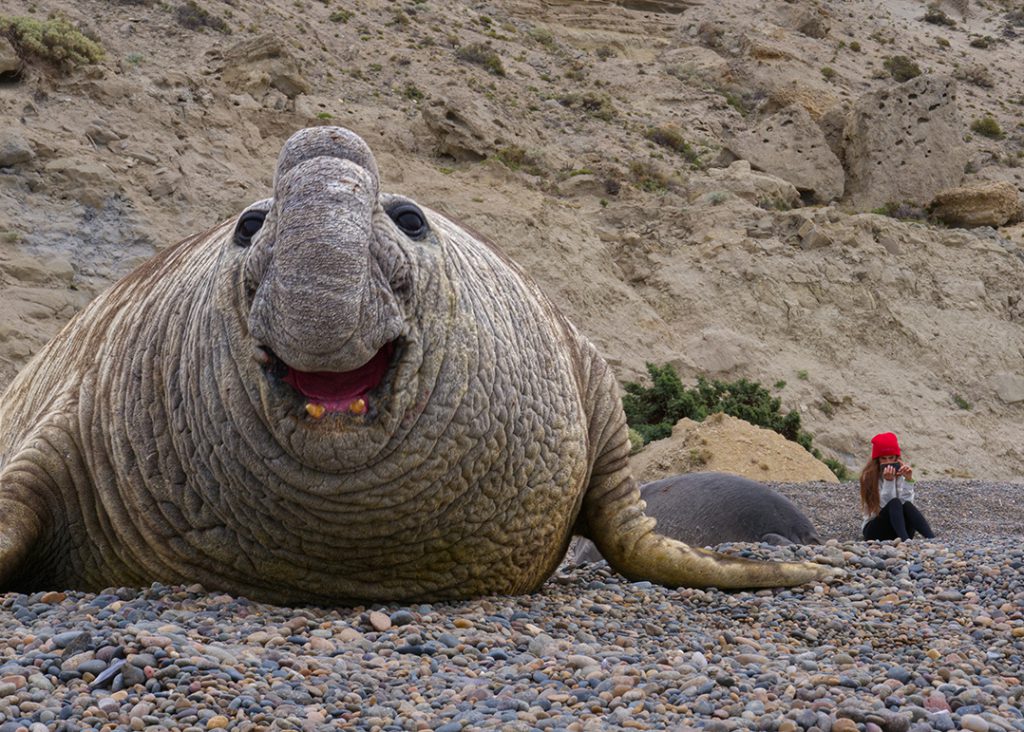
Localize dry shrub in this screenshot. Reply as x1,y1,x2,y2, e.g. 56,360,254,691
0,15,104,68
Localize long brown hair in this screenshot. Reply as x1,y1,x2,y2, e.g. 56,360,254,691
859,458,881,515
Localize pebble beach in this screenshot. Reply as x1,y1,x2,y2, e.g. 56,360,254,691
2,480,1022,732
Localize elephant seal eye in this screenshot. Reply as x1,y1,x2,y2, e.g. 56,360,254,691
234,210,266,247
386,202,429,240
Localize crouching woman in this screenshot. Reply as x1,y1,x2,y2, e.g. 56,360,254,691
860,431,935,541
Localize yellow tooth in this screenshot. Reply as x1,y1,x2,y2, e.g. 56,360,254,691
305,403,326,420
349,398,367,416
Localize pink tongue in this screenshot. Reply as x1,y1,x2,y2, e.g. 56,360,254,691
282,343,393,403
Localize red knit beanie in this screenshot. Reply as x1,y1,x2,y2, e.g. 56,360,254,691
871,432,901,459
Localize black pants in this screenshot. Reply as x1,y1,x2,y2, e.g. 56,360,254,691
863,498,934,541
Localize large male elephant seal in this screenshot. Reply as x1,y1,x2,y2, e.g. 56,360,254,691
572,472,823,563
0,127,833,604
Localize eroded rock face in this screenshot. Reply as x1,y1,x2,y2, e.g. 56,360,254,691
843,75,968,210
221,34,310,100
775,4,831,39
420,92,506,161
700,160,801,209
929,181,1024,228
727,105,844,203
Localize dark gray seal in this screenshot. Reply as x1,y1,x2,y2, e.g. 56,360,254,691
572,471,822,563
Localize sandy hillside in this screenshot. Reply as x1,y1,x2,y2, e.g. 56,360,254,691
1,0,1023,479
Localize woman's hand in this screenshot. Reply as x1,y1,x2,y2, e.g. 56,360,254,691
882,464,898,480
897,464,913,481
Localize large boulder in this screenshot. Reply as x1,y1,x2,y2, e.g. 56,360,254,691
630,413,839,484
699,160,801,210
726,105,844,203
843,75,968,210
929,181,1024,228
0,38,21,80
0,130,34,167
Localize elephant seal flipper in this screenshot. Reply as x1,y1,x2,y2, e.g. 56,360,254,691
575,370,834,589
571,471,825,569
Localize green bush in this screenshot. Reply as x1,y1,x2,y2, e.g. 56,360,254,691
558,91,616,121
0,15,104,68
623,364,807,446
645,125,699,164
871,201,928,221
456,42,505,76
883,55,922,82
970,115,1004,139
923,6,956,26
823,458,850,481
628,160,672,192
623,363,847,478
175,1,230,33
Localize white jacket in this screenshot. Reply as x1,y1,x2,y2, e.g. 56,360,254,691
862,476,916,527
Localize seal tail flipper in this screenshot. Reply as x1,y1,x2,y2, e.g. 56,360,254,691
586,495,836,588
576,349,839,589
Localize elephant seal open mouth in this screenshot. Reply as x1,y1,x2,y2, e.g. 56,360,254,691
259,341,397,418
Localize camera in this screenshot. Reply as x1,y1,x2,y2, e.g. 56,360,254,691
880,461,902,474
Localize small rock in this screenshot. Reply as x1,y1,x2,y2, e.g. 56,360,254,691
368,611,391,631
207,715,229,729
528,633,557,658
989,373,1024,405
960,715,989,732
389,610,415,626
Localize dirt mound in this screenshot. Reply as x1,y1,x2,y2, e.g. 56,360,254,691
630,413,840,484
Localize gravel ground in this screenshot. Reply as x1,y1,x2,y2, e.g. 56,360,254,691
768,479,1024,543
1,481,1022,732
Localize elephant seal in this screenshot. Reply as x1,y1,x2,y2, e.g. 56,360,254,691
0,127,833,604
571,472,823,563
